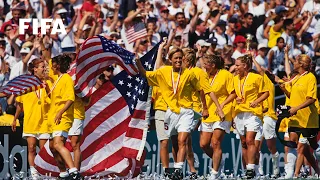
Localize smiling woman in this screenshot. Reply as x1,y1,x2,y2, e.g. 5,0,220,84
135,47,202,179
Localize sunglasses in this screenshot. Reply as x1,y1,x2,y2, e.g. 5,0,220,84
140,40,148,45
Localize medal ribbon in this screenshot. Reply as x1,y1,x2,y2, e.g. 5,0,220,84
210,70,220,86
239,73,250,100
291,71,308,86
35,89,42,103
171,68,181,95
48,74,64,96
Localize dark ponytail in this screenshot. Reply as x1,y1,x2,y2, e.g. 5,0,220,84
52,54,72,73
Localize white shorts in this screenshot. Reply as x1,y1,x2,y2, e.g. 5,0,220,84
191,119,200,131
22,133,50,140
199,121,232,133
68,119,84,136
52,131,69,138
234,112,262,136
255,129,263,141
155,110,169,141
164,108,194,137
263,116,277,140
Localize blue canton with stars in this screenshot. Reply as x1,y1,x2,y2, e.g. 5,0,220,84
111,43,160,114
98,35,135,64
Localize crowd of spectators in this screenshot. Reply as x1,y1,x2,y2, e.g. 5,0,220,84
0,0,320,108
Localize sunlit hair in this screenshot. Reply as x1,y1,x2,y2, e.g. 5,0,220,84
223,45,233,55
168,47,183,60
182,47,196,67
297,54,312,71
237,54,253,70
28,58,44,75
203,54,224,69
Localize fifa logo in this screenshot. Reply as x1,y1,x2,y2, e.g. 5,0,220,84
19,19,67,35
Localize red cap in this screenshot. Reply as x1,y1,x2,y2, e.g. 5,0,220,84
160,6,169,12
234,35,246,44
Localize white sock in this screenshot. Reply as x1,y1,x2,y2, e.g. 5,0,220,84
59,171,69,178
211,169,218,175
254,165,260,176
304,165,310,173
173,162,184,169
272,151,279,174
68,167,78,174
30,166,37,174
286,148,297,178
284,163,288,174
246,164,255,170
259,151,264,175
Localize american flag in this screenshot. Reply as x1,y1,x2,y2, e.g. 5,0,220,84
74,35,139,98
11,1,26,10
34,41,160,178
126,22,148,44
0,74,44,96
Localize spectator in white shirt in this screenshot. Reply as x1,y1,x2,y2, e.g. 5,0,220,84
254,44,268,69
281,18,295,58
232,35,246,60
267,37,285,74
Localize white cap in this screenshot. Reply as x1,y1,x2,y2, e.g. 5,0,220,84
293,49,302,58
20,47,30,54
56,8,67,14
196,39,211,47
82,24,92,31
27,55,40,65
258,43,267,50
117,39,125,45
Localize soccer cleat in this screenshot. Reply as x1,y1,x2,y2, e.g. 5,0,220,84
245,169,255,179
170,168,183,180
163,168,171,179
189,172,198,179
67,172,83,180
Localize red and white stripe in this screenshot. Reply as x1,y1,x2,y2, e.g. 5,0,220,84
126,24,147,44
35,81,145,178
73,37,138,98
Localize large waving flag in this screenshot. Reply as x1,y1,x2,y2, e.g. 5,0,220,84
74,35,139,98
34,42,160,178
0,74,44,96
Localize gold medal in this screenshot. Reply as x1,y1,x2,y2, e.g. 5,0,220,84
35,89,42,105
238,73,250,103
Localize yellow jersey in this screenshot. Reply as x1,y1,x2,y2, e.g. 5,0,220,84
190,67,213,113
262,74,277,120
288,72,318,128
47,74,75,132
0,114,20,127
205,69,234,122
278,82,292,132
146,66,201,114
16,88,50,134
74,96,85,120
268,26,283,48
234,72,268,119
152,86,167,111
